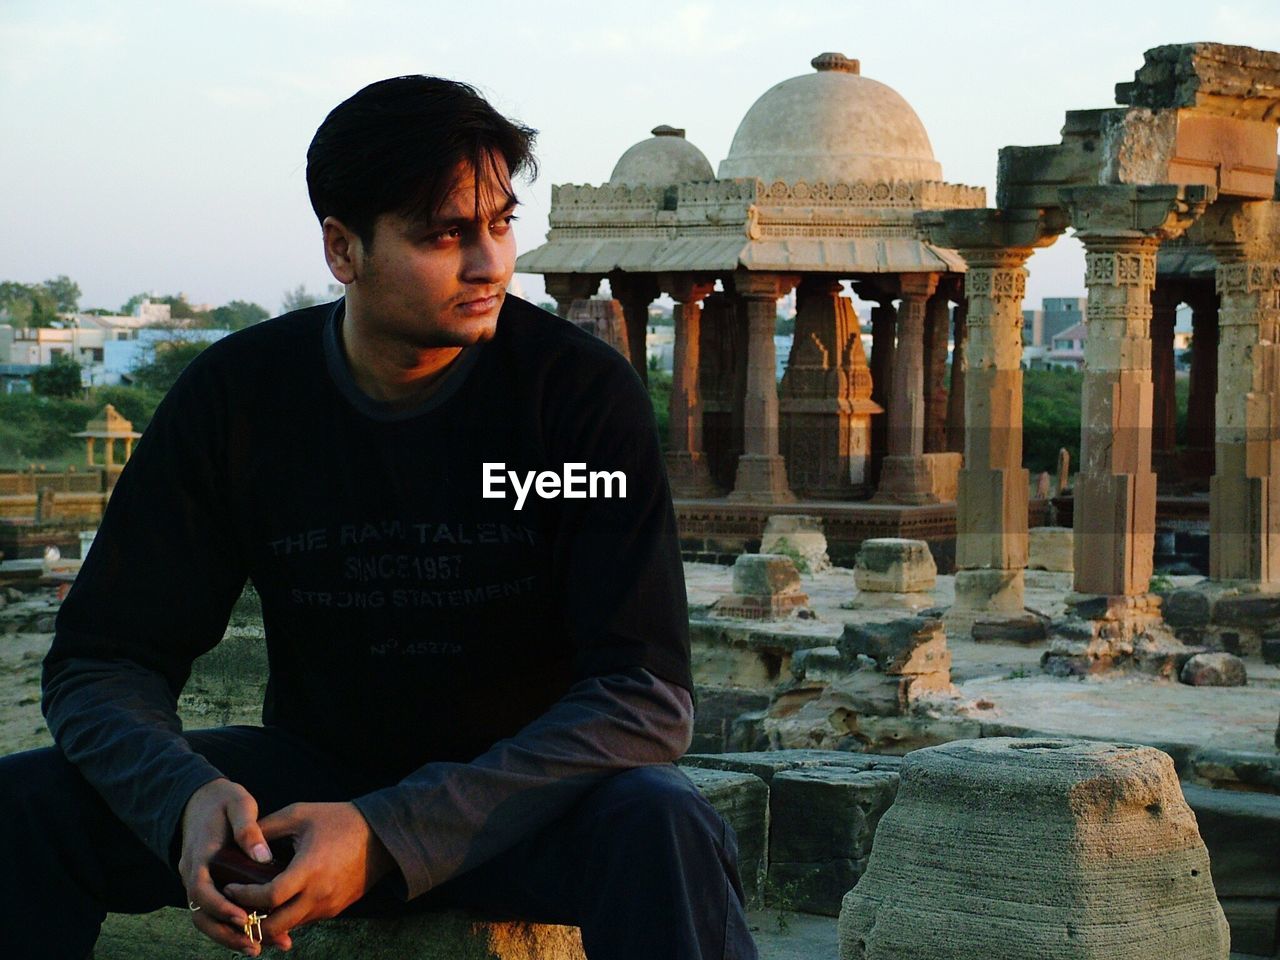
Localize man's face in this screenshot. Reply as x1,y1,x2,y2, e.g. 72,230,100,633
354,159,518,349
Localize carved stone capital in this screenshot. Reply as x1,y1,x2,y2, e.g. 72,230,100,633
608,272,660,304
916,207,1067,257
1083,245,1159,287
1061,184,1216,243
543,273,601,304
731,271,800,300
898,272,940,300
656,273,716,304
964,266,1028,301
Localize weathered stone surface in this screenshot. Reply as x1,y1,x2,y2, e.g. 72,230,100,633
838,738,1229,960
97,908,587,960
854,539,936,593
952,568,1024,614
1180,652,1247,687
761,515,831,574
971,615,1047,644
1027,526,1073,572
689,687,773,753
1163,588,1212,628
1182,783,1280,957
837,619,949,676
733,553,804,597
679,766,770,905
688,621,802,689
1212,593,1280,628
791,645,846,683
1261,635,1280,665
680,749,903,785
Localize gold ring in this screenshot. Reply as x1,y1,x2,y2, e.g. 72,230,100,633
244,911,266,944
188,900,200,912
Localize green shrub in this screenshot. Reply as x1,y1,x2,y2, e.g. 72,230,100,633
1022,368,1082,475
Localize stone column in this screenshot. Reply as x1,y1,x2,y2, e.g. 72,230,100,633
728,271,798,503
1061,185,1212,601
1198,200,1280,584
875,273,939,504
1149,284,1180,475
918,207,1064,616
608,273,659,386
1182,285,1219,484
660,274,719,498
866,294,897,487
946,297,968,454
923,290,951,453
543,273,600,318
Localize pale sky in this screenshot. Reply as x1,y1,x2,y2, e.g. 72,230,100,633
4,0,1279,316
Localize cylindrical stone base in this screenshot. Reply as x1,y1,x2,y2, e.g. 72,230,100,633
839,737,1228,960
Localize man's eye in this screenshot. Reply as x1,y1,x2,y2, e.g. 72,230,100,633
424,228,462,244
491,215,518,234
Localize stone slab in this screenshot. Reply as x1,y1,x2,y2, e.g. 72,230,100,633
679,750,902,785
1028,526,1074,572
680,765,770,905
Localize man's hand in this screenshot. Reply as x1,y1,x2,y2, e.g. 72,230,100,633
178,777,273,955
223,801,396,951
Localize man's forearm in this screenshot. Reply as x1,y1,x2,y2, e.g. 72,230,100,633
352,667,693,900
42,656,223,863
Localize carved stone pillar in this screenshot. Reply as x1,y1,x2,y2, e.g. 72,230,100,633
923,289,951,453
659,274,719,498
543,273,600,318
779,277,880,499
728,271,798,503
1061,184,1212,600
1199,200,1280,584
608,273,659,386
919,207,1065,616
866,295,897,487
875,273,939,504
700,292,746,491
1150,284,1180,476
1182,285,1219,484
946,297,968,454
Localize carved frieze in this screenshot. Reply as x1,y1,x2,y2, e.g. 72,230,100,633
964,267,1027,300
1084,249,1159,287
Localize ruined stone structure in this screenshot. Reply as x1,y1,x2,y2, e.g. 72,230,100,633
838,738,1230,960
517,53,984,511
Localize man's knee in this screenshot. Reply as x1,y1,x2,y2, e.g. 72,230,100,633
0,746,88,824
587,765,728,849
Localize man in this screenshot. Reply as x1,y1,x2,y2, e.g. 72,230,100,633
0,76,758,959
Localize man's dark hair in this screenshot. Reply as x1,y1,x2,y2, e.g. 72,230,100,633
306,75,537,246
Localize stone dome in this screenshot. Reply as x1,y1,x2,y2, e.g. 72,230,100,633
609,125,715,186
717,53,943,185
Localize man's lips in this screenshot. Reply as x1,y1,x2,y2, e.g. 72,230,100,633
456,293,502,316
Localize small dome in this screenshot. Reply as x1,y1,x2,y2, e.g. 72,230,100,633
718,53,943,185
609,125,715,186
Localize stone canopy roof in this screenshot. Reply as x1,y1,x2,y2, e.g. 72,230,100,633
517,53,984,281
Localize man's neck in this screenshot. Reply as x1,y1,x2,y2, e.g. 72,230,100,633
340,307,463,409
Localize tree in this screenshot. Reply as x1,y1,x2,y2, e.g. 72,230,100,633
41,275,81,313
32,356,83,398
121,292,149,316
281,285,320,312
0,281,59,327
129,339,211,394
209,299,269,330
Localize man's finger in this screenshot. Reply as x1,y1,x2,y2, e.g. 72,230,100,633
225,790,271,863
256,890,314,947
190,897,260,955
224,859,306,912
256,804,301,840
188,866,250,929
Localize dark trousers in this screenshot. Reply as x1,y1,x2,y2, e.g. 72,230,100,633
0,726,758,960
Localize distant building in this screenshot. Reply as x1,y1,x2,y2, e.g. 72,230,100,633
1042,297,1087,343
1044,321,1086,370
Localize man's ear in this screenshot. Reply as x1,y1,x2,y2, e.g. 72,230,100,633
322,216,363,285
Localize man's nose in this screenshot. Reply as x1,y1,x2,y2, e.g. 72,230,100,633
462,230,508,283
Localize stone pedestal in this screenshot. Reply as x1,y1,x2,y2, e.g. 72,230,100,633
854,538,937,593
729,272,798,504
779,278,880,499
760,514,830,573
839,738,1229,960
712,553,808,619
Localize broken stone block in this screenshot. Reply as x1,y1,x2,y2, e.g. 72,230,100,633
680,749,903,785
1163,588,1212,628
1180,652,1248,687
760,514,830,574
679,766,770,905
971,614,1048,644
837,619,950,676
1027,526,1073,572
853,539,936,593
791,645,846,683
838,738,1229,960
689,687,772,753
1212,593,1280,628
712,554,809,620
768,767,900,917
